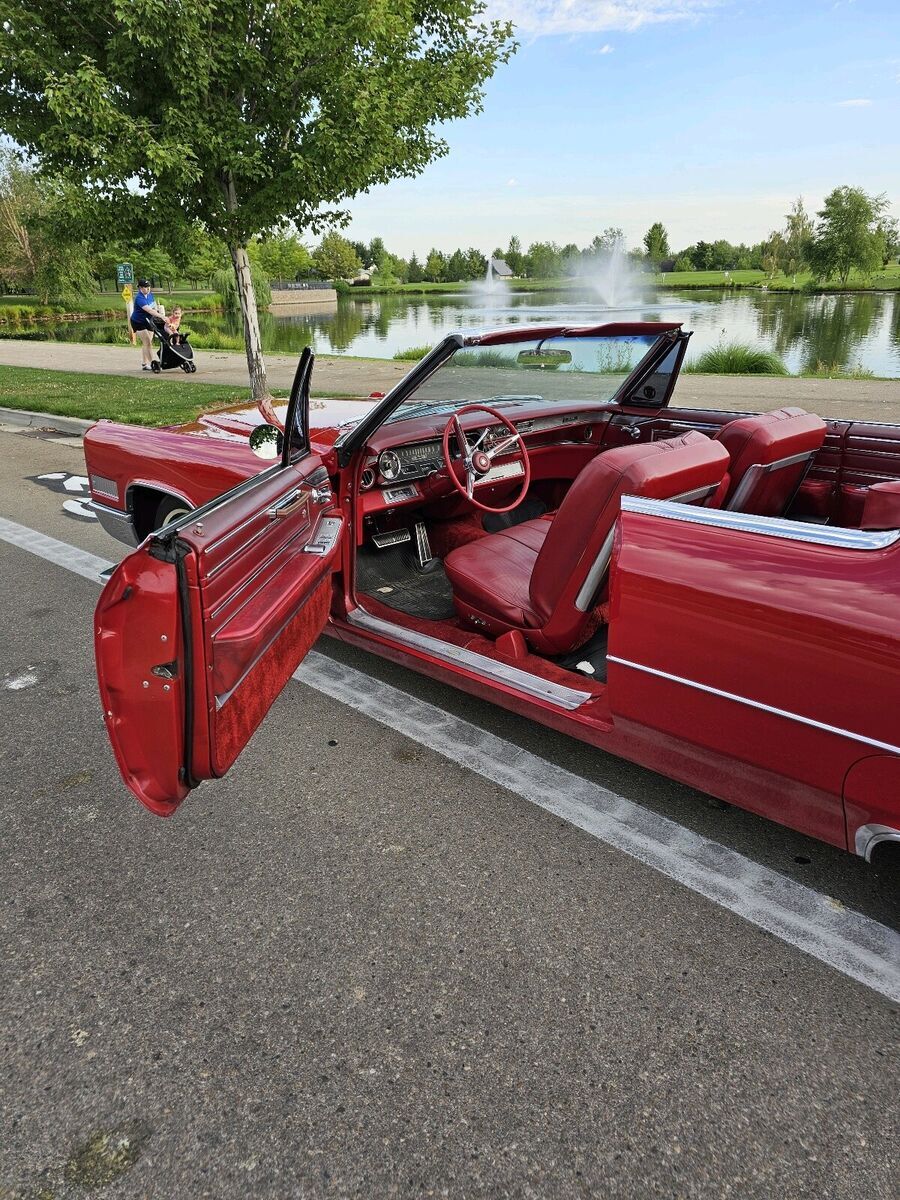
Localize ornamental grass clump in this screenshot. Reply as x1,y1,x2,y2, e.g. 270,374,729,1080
685,342,789,375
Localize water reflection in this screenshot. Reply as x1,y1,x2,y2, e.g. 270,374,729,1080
3,288,899,376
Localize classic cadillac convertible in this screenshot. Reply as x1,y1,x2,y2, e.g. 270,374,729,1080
87,323,900,863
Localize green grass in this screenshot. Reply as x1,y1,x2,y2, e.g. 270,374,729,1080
0,364,288,426
652,263,900,291
392,344,431,361
685,343,790,375
0,291,221,321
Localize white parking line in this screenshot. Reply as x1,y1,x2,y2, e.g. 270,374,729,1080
3,515,900,1004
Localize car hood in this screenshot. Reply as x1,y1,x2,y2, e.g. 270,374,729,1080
171,396,380,449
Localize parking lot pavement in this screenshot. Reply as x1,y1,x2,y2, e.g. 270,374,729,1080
1,428,898,1199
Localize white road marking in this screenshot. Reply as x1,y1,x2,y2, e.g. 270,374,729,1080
2,515,899,1003
0,517,115,582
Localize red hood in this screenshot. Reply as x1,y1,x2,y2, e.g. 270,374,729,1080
171,396,379,450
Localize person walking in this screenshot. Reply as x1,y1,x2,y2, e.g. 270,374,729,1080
130,280,163,371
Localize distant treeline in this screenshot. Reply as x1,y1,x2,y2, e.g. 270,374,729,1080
1,149,896,303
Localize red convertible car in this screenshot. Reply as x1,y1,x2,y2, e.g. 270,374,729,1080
86,323,900,863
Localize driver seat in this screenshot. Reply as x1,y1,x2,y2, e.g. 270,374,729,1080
443,430,730,655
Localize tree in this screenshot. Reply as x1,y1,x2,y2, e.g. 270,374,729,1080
313,232,361,281
465,246,487,279
761,231,786,280
407,253,425,284
0,149,96,301
504,235,524,275
782,197,813,280
525,241,562,279
643,222,670,268
445,248,468,281
424,249,445,282
0,3,515,404
808,186,892,286
253,230,313,282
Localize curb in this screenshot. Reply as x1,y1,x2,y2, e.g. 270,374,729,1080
0,406,94,436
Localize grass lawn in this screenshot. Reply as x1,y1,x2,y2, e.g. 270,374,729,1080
0,290,220,319
0,365,288,427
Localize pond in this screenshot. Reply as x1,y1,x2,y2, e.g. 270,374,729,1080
6,287,900,377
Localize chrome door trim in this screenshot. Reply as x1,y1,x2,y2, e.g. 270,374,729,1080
607,655,900,756
621,493,900,549
347,606,593,710
854,823,900,862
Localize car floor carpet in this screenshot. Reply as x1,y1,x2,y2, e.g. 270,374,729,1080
554,625,609,683
356,544,457,621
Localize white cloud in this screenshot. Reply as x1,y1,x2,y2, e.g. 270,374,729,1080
596,43,615,53
506,177,519,186
486,1,720,35
836,97,872,107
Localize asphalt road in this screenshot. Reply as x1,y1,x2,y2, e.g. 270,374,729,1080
1,426,898,1200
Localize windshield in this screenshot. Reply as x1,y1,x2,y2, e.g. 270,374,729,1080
389,334,669,420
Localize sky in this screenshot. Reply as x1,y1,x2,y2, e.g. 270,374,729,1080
341,0,900,258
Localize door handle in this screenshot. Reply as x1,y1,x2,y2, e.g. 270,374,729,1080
267,490,309,520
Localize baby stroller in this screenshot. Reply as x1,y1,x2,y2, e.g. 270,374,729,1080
147,313,197,374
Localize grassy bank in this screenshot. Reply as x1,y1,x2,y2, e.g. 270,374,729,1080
0,365,286,427
355,263,900,296
0,291,221,325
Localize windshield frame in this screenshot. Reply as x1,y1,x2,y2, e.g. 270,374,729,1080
334,323,687,466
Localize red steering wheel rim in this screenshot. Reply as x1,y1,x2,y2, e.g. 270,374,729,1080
441,404,532,514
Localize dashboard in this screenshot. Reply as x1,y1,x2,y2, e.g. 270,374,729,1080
361,408,605,497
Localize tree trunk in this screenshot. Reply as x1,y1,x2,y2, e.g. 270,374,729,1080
229,242,277,419
221,170,276,420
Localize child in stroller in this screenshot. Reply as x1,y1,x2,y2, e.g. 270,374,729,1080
146,308,197,374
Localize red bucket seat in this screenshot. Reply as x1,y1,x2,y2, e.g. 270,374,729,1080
443,430,729,655
713,407,826,516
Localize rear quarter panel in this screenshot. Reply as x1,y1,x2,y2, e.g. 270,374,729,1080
607,509,900,848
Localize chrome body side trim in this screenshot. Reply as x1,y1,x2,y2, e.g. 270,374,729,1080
621,493,900,550
346,606,592,711
89,500,139,548
607,655,900,756
854,823,900,862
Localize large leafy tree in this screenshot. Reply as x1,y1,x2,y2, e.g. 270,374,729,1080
313,232,361,281
0,1,515,402
642,222,669,267
808,186,892,286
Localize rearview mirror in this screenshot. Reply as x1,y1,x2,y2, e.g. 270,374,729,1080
249,423,284,460
516,347,573,368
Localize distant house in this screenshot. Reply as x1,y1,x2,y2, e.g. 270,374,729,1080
489,258,514,279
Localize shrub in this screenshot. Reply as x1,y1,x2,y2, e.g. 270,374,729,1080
685,342,789,375
392,345,431,361
210,265,271,313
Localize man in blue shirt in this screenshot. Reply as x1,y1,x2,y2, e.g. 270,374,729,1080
130,279,162,371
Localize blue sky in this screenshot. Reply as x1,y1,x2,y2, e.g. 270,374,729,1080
342,0,900,257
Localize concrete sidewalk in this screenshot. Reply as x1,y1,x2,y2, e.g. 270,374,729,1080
1,338,900,421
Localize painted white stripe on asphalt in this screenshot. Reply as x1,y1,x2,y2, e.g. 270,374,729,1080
3,515,899,1003
0,516,115,583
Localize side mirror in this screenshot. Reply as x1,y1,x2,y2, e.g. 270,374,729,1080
249,423,284,460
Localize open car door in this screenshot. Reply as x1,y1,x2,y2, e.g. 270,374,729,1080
94,350,344,816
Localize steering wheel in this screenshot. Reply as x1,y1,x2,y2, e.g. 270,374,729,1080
441,404,531,514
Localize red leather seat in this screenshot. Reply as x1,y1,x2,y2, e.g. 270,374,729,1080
714,408,826,516
860,480,900,530
443,430,729,655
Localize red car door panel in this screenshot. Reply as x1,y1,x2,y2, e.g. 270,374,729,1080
607,505,900,847
96,458,342,816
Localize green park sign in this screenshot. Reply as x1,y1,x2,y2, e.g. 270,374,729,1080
115,262,134,287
